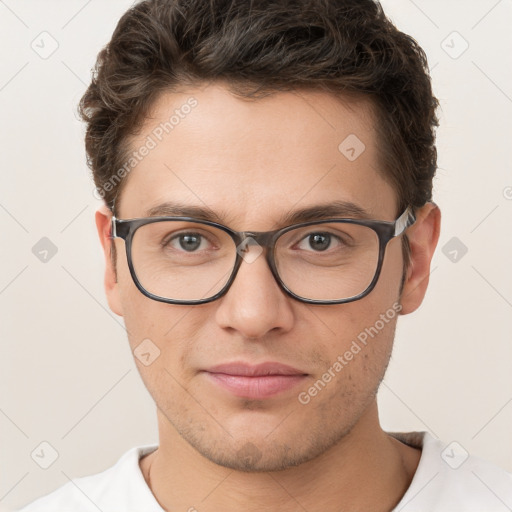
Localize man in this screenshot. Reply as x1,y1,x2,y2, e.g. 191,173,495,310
19,0,512,510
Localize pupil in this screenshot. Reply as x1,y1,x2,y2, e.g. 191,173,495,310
309,233,330,251
179,234,201,251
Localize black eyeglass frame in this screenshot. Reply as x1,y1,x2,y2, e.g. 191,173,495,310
111,206,416,306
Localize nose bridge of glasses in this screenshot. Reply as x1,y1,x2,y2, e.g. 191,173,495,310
235,230,277,250
231,231,279,272
232,230,280,290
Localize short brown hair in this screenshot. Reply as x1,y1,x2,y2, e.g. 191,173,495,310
79,0,439,269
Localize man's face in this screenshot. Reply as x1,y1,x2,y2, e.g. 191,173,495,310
106,83,407,471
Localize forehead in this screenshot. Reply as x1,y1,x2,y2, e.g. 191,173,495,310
119,82,396,226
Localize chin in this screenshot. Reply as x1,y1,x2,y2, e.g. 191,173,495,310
181,422,353,473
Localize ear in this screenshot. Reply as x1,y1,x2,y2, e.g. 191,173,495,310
399,202,441,315
95,205,124,317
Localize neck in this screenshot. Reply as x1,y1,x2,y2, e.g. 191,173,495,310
140,402,421,512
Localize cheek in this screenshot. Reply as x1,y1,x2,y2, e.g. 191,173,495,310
296,304,398,423
298,255,402,399
120,298,195,415
120,288,208,390
115,249,179,347
315,299,397,372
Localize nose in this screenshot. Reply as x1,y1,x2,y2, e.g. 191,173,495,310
214,245,295,339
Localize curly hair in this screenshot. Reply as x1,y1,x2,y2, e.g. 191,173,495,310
79,0,439,269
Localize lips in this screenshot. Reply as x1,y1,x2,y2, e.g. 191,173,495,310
203,362,308,399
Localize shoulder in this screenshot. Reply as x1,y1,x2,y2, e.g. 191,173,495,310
392,432,512,511
17,444,160,512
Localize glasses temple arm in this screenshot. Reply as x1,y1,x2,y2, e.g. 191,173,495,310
394,206,416,236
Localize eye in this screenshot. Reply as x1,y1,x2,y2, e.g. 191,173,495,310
165,232,211,252
296,232,343,252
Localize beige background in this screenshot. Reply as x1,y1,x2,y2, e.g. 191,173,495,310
1,0,511,510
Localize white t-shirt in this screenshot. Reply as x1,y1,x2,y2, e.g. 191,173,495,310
18,432,512,511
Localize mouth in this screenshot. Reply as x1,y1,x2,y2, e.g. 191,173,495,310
203,362,308,400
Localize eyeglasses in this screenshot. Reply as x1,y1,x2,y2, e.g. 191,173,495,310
111,207,416,305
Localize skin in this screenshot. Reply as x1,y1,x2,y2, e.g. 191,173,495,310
96,82,440,512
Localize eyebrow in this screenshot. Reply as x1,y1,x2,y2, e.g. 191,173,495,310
144,200,372,227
